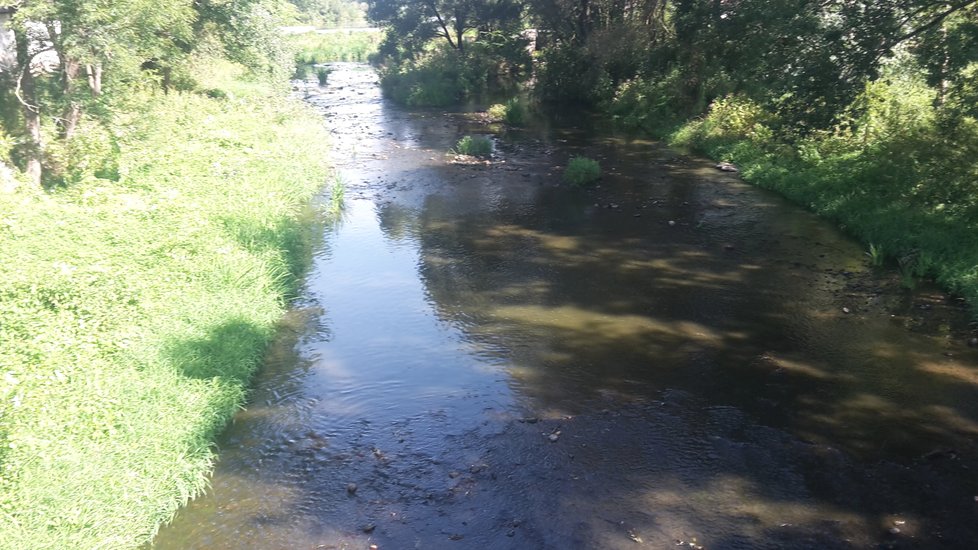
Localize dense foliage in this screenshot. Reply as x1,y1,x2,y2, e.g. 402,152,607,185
0,0,297,187
364,0,978,308
365,0,530,105
0,2,338,547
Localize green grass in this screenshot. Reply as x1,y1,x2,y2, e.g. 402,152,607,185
563,156,602,186
453,135,494,158
487,98,527,126
0,60,332,548
290,30,382,64
667,86,978,314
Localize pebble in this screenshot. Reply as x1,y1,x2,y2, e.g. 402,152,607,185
548,433,560,442
362,523,376,534
346,482,358,495
968,337,978,347
668,220,676,226
842,307,851,314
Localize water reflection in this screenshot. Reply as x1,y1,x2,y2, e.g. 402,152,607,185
154,63,978,549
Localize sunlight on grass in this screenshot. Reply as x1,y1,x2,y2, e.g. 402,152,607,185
0,60,332,548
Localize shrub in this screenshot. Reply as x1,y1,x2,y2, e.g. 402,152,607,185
503,98,526,125
603,70,689,133
487,98,526,125
316,67,330,86
290,30,383,64
535,45,609,105
379,39,531,107
564,156,601,186
0,126,15,164
487,103,508,121
453,135,493,158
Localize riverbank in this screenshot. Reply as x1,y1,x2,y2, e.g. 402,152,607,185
153,62,978,548
0,61,333,548
661,89,978,320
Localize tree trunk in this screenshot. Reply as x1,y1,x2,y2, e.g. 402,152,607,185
14,25,43,186
61,57,83,139
86,63,102,96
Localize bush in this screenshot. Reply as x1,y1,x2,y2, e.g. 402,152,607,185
487,103,508,121
379,38,531,107
487,97,526,125
563,156,601,186
453,135,493,158
603,70,689,133
0,60,332,549
535,44,609,105
290,30,383,64
316,67,330,86
0,126,15,164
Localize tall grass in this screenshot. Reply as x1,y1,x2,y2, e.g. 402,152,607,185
563,156,602,186
668,77,978,312
290,30,382,64
0,60,332,548
453,135,494,158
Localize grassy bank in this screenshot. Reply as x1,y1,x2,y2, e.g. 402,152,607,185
664,82,978,310
0,61,332,548
290,29,383,64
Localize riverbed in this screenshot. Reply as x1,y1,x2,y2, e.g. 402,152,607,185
153,63,978,549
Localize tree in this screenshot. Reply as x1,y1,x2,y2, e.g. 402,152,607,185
0,0,295,186
367,0,522,56
2,0,196,185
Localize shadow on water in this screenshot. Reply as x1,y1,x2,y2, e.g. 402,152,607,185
153,63,978,549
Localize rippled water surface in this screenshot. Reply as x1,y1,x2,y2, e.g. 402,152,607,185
153,63,978,549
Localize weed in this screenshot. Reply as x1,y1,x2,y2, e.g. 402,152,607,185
487,103,508,122
316,67,330,86
329,174,345,216
486,98,527,126
564,156,602,186
0,59,332,548
453,135,493,158
290,30,382,64
866,243,885,267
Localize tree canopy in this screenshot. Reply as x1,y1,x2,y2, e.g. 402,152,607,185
0,0,297,186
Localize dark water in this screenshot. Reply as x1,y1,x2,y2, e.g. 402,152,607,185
153,63,978,549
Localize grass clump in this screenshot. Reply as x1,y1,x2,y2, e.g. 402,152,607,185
667,75,978,310
564,156,602,186
0,59,331,548
487,98,527,126
290,30,383,64
453,135,494,158
316,67,331,85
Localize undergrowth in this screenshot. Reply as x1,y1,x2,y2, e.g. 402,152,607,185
0,59,332,548
487,97,527,126
564,156,602,186
453,135,494,158
291,30,382,64
667,77,978,312
378,41,530,107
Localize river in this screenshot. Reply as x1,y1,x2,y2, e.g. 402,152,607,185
153,62,978,549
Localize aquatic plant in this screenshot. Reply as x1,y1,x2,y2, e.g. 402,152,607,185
453,135,493,158
563,156,602,186
316,67,330,86
487,98,526,126
866,243,885,267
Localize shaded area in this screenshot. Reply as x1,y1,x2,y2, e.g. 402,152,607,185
154,63,978,549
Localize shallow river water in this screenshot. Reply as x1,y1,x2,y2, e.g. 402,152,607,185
153,63,978,549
